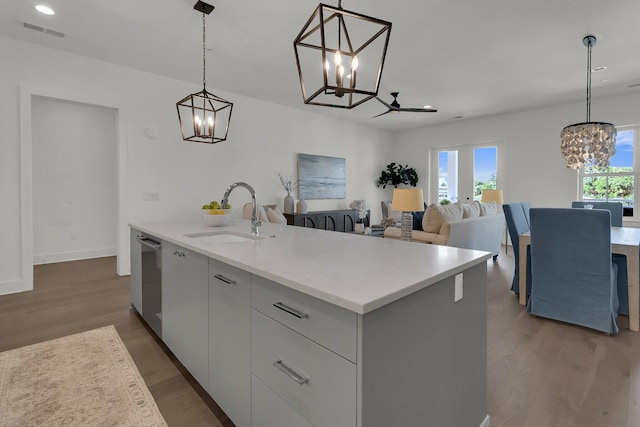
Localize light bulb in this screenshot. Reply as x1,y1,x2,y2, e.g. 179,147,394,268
324,59,330,72
194,116,202,125
339,65,344,77
207,116,214,126
351,56,359,71
35,5,55,15
334,50,342,66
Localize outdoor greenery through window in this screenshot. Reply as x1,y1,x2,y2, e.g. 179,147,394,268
580,126,637,214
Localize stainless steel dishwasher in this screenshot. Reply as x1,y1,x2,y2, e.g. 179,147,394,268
137,234,163,337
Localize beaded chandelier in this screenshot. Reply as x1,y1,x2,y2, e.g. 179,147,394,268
560,35,616,169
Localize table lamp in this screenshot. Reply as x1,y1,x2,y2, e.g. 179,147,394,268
391,188,424,241
481,189,504,204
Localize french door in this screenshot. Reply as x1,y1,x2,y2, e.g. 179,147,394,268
430,143,502,204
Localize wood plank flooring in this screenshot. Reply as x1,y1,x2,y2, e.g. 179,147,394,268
1,250,639,426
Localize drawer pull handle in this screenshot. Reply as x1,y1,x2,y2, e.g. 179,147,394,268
214,274,236,285
273,302,308,319
273,360,308,385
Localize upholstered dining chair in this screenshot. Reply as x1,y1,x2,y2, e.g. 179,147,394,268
503,202,532,296
571,201,623,226
527,208,620,334
571,201,629,315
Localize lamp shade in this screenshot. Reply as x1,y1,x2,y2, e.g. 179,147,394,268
391,188,424,212
481,189,503,204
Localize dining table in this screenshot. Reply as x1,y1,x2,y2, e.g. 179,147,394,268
519,227,640,331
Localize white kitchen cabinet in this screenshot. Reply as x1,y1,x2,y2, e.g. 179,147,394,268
208,258,251,427
162,241,209,389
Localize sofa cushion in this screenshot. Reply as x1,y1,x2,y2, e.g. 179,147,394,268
422,203,463,233
242,203,269,223
479,201,498,216
461,202,481,219
383,227,440,243
266,207,287,224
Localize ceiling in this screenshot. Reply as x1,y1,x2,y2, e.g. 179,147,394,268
2,0,640,132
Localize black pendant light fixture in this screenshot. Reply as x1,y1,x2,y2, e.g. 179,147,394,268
293,0,392,109
177,1,233,144
560,35,616,169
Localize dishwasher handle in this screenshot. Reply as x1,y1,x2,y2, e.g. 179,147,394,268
137,236,161,250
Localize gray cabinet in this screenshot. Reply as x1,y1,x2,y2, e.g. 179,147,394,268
130,228,142,312
162,241,209,389
208,258,251,427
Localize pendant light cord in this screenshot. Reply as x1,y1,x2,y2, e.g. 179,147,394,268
586,38,592,122
202,12,206,90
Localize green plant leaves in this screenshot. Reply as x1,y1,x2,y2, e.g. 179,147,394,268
376,162,418,188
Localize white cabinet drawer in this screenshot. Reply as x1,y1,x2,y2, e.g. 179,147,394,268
251,275,357,362
251,375,314,427
251,310,356,427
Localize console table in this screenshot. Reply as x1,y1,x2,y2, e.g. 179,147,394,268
284,210,370,233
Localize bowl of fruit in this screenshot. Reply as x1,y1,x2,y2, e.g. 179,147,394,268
201,201,232,227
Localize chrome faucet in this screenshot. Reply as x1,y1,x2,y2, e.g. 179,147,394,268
221,182,261,236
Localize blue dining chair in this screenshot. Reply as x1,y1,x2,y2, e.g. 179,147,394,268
528,208,620,334
503,202,532,296
571,201,623,226
571,201,629,315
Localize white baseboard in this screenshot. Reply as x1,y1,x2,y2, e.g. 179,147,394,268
33,247,116,265
0,279,32,296
479,414,491,427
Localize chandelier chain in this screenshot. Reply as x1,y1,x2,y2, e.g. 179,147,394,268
586,38,592,122
202,11,206,90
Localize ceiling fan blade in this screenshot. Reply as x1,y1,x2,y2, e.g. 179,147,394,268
372,110,392,118
374,96,393,109
398,107,438,113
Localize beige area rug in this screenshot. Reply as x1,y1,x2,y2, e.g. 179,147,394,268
0,325,167,427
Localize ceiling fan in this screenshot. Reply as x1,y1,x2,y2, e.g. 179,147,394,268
372,92,437,118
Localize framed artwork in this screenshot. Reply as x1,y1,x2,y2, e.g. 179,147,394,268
298,154,346,200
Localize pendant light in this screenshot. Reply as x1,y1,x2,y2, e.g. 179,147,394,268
560,35,616,169
293,0,392,109
177,1,233,144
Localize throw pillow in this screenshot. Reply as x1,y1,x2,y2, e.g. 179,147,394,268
422,203,463,233
461,202,481,218
478,201,497,216
242,203,269,223
412,209,426,230
267,207,287,224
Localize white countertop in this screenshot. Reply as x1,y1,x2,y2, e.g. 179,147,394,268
130,218,490,314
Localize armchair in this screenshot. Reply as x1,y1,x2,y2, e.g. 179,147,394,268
527,208,620,334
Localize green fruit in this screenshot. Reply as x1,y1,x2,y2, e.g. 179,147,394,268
202,204,210,210
224,204,231,209
210,201,221,208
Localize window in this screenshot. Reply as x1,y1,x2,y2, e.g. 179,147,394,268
579,126,638,218
432,143,501,204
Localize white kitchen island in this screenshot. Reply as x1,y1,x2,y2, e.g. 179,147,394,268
130,218,491,427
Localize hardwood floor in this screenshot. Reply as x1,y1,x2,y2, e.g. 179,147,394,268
0,257,232,427
1,251,639,426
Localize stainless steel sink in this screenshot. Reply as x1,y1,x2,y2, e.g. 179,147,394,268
184,231,264,245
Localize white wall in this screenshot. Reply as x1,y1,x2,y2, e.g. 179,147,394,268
394,91,640,213
32,96,118,264
0,35,394,295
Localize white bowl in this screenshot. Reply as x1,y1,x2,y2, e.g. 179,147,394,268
202,209,232,227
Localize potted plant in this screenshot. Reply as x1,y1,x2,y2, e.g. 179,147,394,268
349,199,368,233
376,163,418,188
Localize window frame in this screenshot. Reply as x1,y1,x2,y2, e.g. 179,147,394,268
577,125,639,221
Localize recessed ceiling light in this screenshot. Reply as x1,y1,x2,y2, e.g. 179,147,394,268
591,66,607,72
423,105,432,109
35,5,55,15
601,79,609,83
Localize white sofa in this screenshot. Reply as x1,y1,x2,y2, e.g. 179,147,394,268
384,201,504,259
